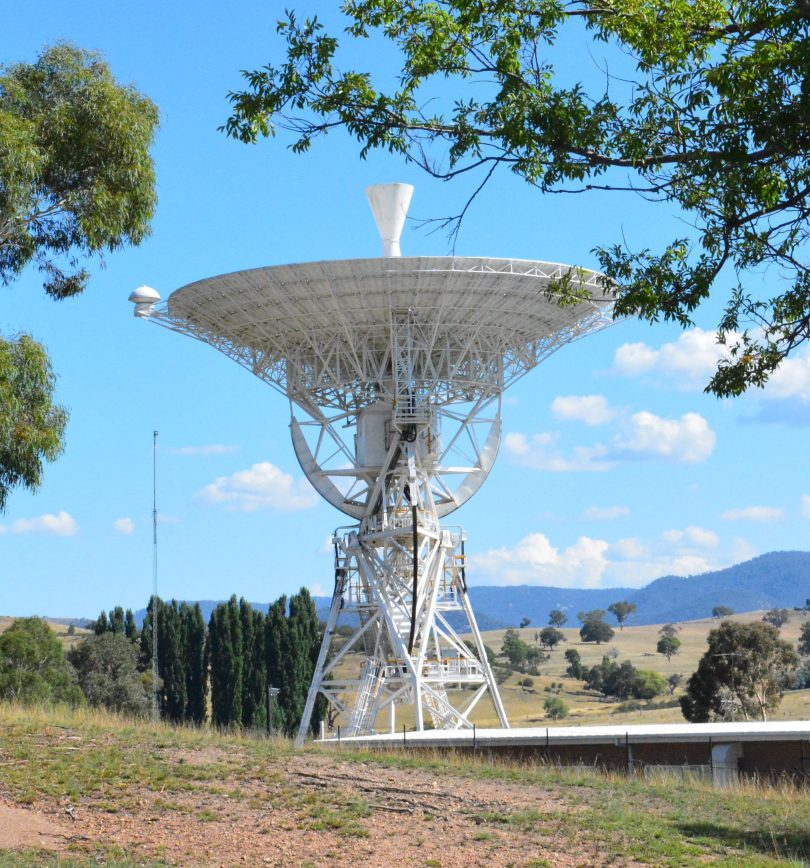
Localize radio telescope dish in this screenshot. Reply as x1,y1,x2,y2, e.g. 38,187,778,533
133,184,613,741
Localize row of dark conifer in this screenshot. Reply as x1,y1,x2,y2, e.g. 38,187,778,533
95,589,324,736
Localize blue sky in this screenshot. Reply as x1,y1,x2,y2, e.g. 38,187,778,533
3,1,809,618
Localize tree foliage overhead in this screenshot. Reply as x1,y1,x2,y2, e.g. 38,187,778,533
680,620,798,722
0,43,158,299
224,0,810,396
0,43,158,511
0,335,66,511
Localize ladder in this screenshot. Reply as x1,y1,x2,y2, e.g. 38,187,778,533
346,657,384,735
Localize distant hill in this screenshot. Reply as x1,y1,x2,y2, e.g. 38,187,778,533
455,551,810,628
133,551,810,631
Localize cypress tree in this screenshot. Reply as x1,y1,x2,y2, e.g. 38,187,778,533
238,600,267,729
239,598,256,727
109,606,126,635
251,608,267,730
264,596,289,734
138,596,157,672
94,610,109,635
208,596,243,727
124,609,137,641
286,588,323,737
181,602,206,724
158,600,187,722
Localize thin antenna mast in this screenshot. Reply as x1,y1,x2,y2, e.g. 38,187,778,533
151,430,159,722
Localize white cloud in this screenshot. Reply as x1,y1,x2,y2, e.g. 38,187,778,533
763,347,810,402
113,517,135,535
613,328,732,390
504,431,613,472
720,506,784,522
197,461,318,512
470,526,756,589
614,411,716,463
729,536,758,564
661,526,719,549
167,444,239,456
507,410,715,473
6,511,79,537
609,537,647,559
551,395,614,426
309,583,328,597
584,505,630,520
802,495,810,518
471,533,610,587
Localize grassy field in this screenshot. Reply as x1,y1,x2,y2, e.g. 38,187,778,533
472,609,810,728
326,609,810,729
1,703,810,866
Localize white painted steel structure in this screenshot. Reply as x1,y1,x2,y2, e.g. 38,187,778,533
132,185,613,744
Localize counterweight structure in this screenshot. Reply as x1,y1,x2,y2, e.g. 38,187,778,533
130,184,612,743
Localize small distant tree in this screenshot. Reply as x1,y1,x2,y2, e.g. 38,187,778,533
549,609,567,628
501,628,529,668
538,627,565,650
657,635,682,661
67,624,76,637
762,608,790,630
712,606,734,618
564,648,584,680
580,618,614,645
608,601,637,631
632,669,667,700
519,617,531,629
659,623,679,639
667,673,683,696
578,609,606,624
0,618,82,704
543,696,569,720
681,621,798,722
799,622,810,657
67,633,148,716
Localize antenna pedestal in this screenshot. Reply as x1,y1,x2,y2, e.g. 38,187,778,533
296,447,508,744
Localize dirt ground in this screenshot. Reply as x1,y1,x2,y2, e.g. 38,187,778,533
0,750,605,867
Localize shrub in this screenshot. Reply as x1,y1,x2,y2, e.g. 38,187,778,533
0,618,83,705
543,696,569,720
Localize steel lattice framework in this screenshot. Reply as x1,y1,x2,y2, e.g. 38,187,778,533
139,244,612,743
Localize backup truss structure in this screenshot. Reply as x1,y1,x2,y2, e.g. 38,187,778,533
132,185,613,743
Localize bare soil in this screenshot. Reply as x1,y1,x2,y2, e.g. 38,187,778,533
0,749,603,867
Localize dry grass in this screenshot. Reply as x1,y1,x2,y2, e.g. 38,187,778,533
329,609,810,728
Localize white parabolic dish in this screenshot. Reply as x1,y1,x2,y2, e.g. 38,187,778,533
159,255,613,410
